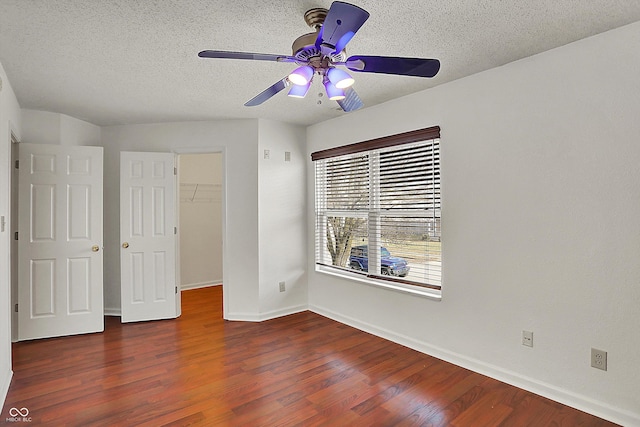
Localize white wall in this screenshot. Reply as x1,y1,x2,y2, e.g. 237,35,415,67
306,22,640,425
179,153,223,289
20,110,59,144
257,119,307,318
0,61,22,410
21,109,101,146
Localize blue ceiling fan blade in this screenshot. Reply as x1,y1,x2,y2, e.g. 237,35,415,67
346,55,440,78
198,50,298,63
336,87,363,112
244,77,289,106
316,2,369,55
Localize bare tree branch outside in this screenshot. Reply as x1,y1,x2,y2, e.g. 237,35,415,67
324,154,368,267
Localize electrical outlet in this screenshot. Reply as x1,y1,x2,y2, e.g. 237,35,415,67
591,348,607,371
279,281,286,292
264,149,270,159
522,330,533,347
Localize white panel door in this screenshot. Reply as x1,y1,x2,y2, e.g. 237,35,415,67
18,143,104,340
120,152,177,322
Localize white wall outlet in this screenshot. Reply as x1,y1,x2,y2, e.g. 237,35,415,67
279,281,285,292
264,149,270,159
285,151,291,162
522,330,533,347
591,348,607,371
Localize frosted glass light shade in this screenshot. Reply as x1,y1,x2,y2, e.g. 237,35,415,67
327,68,355,89
323,80,346,101
288,66,314,85
288,82,311,98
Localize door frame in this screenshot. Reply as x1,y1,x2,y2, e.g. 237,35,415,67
174,147,228,319
9,130,19,342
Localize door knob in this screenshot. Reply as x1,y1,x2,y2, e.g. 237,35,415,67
122,242,129,249
92,245,100,252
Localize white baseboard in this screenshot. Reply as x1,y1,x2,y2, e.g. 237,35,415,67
309,304,639,427
1,368,13,411
181,281,222,291
104,307,121,317
225,304,308,322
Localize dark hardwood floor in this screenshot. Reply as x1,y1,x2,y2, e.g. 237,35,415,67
2,286,617,426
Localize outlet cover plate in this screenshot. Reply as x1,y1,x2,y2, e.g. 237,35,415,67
591,348,607,371
522,330,533,347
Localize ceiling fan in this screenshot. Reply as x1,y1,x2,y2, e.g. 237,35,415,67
198,1,440,112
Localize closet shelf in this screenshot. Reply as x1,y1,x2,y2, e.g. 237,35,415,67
180,183,221,203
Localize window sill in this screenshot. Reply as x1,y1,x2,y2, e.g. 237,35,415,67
315,265,442,301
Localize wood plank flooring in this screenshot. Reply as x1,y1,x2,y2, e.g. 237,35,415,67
2,286,618,426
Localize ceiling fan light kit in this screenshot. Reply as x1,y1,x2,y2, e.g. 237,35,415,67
198,1,440,112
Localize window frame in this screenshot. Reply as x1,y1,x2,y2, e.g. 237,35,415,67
312,126,442,297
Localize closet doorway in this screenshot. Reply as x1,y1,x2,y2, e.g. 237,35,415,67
178,153,223,300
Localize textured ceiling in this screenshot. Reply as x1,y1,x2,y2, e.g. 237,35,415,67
1,1,640,127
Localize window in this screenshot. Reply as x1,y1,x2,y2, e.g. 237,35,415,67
312,127,441,291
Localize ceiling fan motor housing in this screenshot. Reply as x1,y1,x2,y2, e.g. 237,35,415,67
292,8,347,68
303,8,328,30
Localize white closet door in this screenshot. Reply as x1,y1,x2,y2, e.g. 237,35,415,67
120,152,177,323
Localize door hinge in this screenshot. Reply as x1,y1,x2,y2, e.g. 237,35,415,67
15,160,19,169
15,304,18,313
174,167,177,176
174,227,177,235
14,231,18,240
175,286,178,294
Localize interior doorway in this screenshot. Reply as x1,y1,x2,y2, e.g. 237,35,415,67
178,153,223,299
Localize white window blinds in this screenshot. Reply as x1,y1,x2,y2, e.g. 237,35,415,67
313,127,441,290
